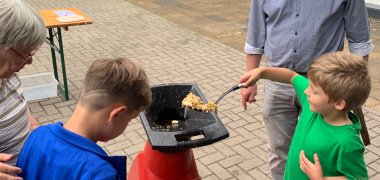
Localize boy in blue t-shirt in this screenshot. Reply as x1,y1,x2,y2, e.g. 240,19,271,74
17,58,152,179
239,52,370,179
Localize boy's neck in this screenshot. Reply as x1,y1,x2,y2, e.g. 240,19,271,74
321,110,351,126
64,105,101,142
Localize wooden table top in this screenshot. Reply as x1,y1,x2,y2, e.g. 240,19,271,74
39,8,92,28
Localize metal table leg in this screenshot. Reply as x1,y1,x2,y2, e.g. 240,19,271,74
47,27,69,100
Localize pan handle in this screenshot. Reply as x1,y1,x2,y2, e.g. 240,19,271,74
215,83,245,104
176,136,212,149
175,130,213,149
232,83,245,91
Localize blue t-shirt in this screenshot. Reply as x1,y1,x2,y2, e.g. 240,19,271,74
17,122,126,180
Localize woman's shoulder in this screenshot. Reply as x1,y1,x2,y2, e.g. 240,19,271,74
7,74,21,85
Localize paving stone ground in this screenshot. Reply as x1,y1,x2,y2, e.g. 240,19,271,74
25,0,380,179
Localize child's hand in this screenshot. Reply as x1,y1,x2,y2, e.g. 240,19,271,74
300,150,324,180
239,69,260,88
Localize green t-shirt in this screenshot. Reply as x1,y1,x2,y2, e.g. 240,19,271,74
284,75,368,180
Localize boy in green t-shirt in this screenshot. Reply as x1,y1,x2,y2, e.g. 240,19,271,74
239,52,370,179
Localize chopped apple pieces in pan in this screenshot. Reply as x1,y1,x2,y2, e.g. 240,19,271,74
181,92,217,112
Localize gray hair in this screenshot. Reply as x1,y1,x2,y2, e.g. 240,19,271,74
0,0,45,50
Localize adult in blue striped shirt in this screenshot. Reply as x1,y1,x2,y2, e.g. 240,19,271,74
240,0,373,179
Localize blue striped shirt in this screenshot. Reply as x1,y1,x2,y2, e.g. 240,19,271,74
245,0,374,72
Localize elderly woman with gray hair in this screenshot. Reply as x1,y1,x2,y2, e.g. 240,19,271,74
0,0,45,179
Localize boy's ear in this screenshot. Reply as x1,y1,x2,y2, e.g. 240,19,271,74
108,105,127,122
334,99,346,111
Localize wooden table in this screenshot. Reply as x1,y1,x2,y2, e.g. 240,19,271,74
39,8,92,100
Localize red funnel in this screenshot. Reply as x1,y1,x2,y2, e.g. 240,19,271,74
128,141,200,180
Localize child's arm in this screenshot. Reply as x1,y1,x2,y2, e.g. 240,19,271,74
239,67,298,87
300,150,347,180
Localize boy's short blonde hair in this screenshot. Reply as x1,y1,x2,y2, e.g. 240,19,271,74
80,58,152,111
307,52,371,111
